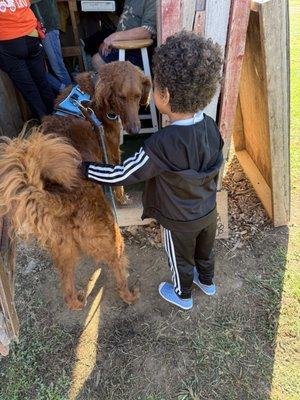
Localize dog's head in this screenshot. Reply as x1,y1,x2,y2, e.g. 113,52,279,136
75,61,151,134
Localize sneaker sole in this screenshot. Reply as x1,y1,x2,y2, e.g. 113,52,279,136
159,284,193,310
193,280,216,296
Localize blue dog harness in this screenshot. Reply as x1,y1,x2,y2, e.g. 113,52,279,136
54,85,91,119
54,84,118,221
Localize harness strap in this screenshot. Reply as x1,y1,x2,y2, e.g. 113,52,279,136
78,104,118,222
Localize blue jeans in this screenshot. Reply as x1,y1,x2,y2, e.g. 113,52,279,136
102,48,143,69
42,30,72,92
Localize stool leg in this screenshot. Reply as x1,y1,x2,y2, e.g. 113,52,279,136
141,47,158,132
119,49,125,61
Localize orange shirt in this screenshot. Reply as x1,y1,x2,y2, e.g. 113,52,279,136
0,0,37,41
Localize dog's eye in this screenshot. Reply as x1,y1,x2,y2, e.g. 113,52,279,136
118,95,126,100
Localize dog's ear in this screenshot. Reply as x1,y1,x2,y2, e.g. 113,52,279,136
75,72,95,96
140,75,152,106
93,77,112,110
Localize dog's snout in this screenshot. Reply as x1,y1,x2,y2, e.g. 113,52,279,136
126,122,141,135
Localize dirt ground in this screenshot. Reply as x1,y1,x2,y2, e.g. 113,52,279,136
0,154,293,400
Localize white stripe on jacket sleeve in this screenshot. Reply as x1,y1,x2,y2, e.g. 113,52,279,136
87,148,150,184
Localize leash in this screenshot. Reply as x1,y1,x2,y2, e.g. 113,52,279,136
78,103,119,222
54,85,118,222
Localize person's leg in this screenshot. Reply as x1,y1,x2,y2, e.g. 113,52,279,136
194,219,217,286
92,48,120,70
126,50,143,69
25,36,55,114
42,30,71,86
0,37,49,119
163,228,197,299
46,72,65,93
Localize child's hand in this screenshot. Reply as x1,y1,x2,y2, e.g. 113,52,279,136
80,162,90,179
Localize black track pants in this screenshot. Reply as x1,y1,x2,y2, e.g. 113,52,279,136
163,219,217,299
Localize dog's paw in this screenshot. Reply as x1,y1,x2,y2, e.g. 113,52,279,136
120,286,140,305
65,291,86,310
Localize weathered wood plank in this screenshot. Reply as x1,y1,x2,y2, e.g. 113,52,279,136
156,0,163,45
0,217,19,356
193,11,206,35
260,0,290,226
236,10,271,186
117,207,153,227
203,0,231,119
62,46,81,57
0,219,19,356
182,0,197,30
232,97,245,152
0,71,24,138
217,0,251,187
159,0,182,44
236,150,273,219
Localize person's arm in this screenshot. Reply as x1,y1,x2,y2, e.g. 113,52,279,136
140,0,156,37
82,147,163,186
111,27,151,41
100,27,151,55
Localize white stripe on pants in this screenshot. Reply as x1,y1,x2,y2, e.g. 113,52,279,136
163,228,182,296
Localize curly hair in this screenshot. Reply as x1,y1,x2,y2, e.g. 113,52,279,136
153,31,223,113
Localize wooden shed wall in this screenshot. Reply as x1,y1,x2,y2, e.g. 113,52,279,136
232,1,290,226
0,72,25,138
238,11,272,187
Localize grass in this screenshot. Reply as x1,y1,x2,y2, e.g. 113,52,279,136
0,309,73,400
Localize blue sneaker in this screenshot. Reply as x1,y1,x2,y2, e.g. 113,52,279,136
158,282,193,310
193,268,216,296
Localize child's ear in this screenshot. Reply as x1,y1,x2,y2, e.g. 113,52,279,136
140,75,152,106
163,88,170,106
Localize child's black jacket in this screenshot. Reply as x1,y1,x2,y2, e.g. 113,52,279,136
83,114,223,231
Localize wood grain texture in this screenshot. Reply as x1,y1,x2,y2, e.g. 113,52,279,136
232,97,245,152
59,0,84,71
182,0,197,30
0,71,24,138
160,0,182,44
203,0,231,119
193,11,205,35
236,150,273,219
112,39,153,49
117,207,153,227
0,218,19,353
238,11,272,187
217,0,251,188
260,0,290,226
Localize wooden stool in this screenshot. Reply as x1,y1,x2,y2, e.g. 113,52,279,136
112,39,158,134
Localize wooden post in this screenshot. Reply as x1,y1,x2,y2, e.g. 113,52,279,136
57,0,84,71
159,0,182,44
193,0,206,35
0,217,19,356
217,0,251,187
203,0,231,119
182,0,197,30
260,0,290,226
0,71,25,138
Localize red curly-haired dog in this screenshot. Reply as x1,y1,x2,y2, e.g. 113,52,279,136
0,61,151,310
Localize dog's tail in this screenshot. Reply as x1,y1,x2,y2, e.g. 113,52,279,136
0,128,81,241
